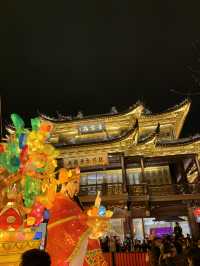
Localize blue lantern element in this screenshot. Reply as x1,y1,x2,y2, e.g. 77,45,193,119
43,209,50,221
34,231,43,240
19,133,26,149
98,205,106,216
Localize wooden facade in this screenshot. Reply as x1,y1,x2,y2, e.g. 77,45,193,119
41,99,200,239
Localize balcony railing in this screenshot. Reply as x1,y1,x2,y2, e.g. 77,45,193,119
80,183,200,198
79,183,123,196
128,183,200,196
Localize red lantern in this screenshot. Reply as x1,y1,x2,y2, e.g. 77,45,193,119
0,207,23,230
193,208,200,217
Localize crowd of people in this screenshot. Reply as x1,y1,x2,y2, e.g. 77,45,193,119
149,222,200,266
149,234,199,266
99,222,200,266
19,222,200,266
19,236,200,266
99,223,188,253
100,235,150,253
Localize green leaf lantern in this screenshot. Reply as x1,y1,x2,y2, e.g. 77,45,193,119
31,117,41,131
11,113,25,132
24,175,32,207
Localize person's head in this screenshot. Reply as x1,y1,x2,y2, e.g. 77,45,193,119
187,247,200,266
175,222,179,226
170,247,177,257
154,237,162,247
20,249,51,266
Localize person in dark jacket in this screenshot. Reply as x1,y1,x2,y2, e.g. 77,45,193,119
149,238,161,266
20,249,51,266
174,222,182,239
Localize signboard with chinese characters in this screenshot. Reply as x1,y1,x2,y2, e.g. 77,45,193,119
63,153,108,168
78,123,105,134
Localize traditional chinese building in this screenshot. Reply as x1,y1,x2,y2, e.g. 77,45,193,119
40,99,200,240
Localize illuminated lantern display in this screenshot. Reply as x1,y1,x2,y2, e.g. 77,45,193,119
193,208,200,218
0,206,23,230
0,114,59,265
0,113,113,266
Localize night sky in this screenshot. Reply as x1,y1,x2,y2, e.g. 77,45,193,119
1,1,200,137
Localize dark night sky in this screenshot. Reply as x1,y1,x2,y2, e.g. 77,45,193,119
0,1,200,136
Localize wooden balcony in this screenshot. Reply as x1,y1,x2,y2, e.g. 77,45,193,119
80,183,124,196
128,183,200,202
79,183,200,204
79,183,128,204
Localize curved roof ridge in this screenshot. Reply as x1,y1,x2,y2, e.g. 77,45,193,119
156,133,200,147
39,99,190,123
39,102,144,123
142,98,191,117
138,123,160,144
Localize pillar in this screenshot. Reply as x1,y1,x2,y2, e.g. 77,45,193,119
141,218,145,239
180,159,189,193
120,153,128,193
194,155,200,181
140,157,145,183
123,215,134,238
180,159,188,183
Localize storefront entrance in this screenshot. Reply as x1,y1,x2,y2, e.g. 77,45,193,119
132,217,191,240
